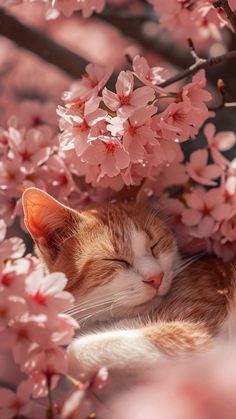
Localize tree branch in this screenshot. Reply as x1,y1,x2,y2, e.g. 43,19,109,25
159,50,236,88
98,13,192,70
0,8,114,86
213,0,236,34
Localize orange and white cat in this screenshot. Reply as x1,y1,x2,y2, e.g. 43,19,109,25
22,188,235,379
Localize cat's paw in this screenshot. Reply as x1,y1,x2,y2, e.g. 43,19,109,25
67,328,158,382
67,333,109,381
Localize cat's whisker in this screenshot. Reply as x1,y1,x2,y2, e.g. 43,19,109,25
173,253,203,277
75,290,129,307
74,291,136,322
68,300,116,316
66,291,131,317
109,296,126,312
76,305,118,324
66,297,113,311
66,299,117,316
65,293,124,313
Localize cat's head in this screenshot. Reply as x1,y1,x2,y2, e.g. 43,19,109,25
22,188,179,324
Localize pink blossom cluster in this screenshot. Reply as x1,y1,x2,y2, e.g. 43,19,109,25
154,123,236,261
0,218,85,418
1,0,236,44
0,113,86,229
148,0,236,43
58,58,212,190
0,0,106,18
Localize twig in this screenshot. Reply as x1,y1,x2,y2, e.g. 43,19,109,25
159,49,236,88
187,37,201,63
213,0,236,34
46,376,54,419
224,101,236,107
0,8,116,86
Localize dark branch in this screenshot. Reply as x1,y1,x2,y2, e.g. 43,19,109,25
0,8,114,86
213,0,236,34
98,13,192,70
159,49,236,88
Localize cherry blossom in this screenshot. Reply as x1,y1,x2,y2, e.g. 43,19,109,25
182,70,212,111
182,188,233,238
0,158,25,192
0,294,26,328
58,102,107,156
148,0,232,44
229,0,236,10
103,70,155,116
8,100,58,129
1,0,107,18
0,380,32,419
108,105,158,162
204,123,236,167
186,149,222,186
0,193,20,226
8,126,52,174
75,62,113,98
0,231,81,417
154,98,211,142
132,55,167,89
0,118,87,226
225,159,236,202
82,136,130,179
25,271,74,315
0,219,25,271
77,0,106,18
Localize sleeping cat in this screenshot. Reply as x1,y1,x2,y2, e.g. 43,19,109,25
22,187,235,379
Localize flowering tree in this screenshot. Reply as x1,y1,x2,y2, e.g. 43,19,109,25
0,0,236,417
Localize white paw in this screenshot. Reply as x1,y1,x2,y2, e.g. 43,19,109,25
67,328,158,382
67,334,107,381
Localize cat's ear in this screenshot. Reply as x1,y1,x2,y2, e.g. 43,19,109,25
22,187,79,260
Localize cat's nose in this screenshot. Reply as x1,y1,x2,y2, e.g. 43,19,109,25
143,272,164,289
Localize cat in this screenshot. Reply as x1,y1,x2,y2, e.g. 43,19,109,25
22,187,235,380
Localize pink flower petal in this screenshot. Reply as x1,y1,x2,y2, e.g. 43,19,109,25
0,388,14,407
102,88,120,111
116,71,134,98
196,216,217,238
185,191,204,211
189,149,208,170
114,146,130,170
215,131,236,151
211,204,233,222
130,86,155,107
182,209,202,226
202,164,222,180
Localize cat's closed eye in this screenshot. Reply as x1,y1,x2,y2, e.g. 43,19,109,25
103,258,131,268
151,241,160,255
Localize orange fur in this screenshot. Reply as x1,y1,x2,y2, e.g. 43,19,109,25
156,256,234,335
144,321,211,355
